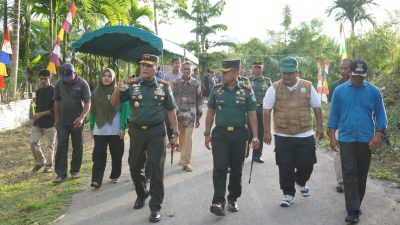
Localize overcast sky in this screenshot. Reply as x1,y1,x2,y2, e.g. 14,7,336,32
141,0,400,46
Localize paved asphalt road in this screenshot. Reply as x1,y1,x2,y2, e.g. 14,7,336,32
56,114,400,225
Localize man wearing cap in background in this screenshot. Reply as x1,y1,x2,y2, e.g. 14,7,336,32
172,61,203,172
328,60,387,223
29,69,56,173
204,58,260,216
250,61,272,163
53,63,91,183
327,58,352,193
111,54,179,223
263,56,324,207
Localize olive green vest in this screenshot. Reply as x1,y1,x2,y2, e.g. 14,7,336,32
273,79,312,135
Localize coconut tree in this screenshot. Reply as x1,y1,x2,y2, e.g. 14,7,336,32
175,0,227,53
126,0,153,31
281,4,291,46
326,0,378,57
10,0,20,100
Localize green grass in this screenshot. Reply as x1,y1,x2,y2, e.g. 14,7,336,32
370,167,400,183
0,124,94,225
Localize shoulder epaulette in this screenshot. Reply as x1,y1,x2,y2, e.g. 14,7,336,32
241,83,252,90
158,79,170,86
131,78,139,84
214,83,223,88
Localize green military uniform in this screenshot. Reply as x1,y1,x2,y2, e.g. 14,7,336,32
238,75,252,87
250,65,272,160
238,74,253,157
208,59,257,207
119,56,176,213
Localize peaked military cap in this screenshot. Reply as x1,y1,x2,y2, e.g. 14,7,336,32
221,58,240,72
252,61,263,67
140,54,159,65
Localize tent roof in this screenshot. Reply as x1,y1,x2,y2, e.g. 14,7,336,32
72,26,163,62
72,26,198,65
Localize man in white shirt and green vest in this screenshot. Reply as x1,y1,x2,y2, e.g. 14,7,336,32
263,57,324,207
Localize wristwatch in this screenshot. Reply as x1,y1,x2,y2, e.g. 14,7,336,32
204,131,211,137
375,129,385,134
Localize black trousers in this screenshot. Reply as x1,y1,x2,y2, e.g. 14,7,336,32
127,126,151,180
91,135,124,184
55,124,84,178
252,108,264,159
274,135,316,196
211,126,249,204
128,123,166,211
339,142,371,212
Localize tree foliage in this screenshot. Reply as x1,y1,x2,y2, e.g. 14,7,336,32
175,0,227,53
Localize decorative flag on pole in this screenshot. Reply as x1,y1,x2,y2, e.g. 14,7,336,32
339,22,348,60
47,2,77,74
0,76,4,89
321,57,329,102
0,29,12,89
316,58,323,94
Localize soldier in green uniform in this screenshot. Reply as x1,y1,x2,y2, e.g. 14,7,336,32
238,64,252,87
204,58,260,216
250,61,272,163
111,54,179,223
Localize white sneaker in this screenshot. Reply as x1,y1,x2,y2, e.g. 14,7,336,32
280,195,295,207
300,186,310,197
111,178,120,183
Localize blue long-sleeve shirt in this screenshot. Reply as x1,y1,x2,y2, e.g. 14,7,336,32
328,80,387,142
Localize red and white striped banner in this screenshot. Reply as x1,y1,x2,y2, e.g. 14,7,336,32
47,2,77,74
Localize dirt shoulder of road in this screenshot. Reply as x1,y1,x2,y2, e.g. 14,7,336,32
0,123,94,225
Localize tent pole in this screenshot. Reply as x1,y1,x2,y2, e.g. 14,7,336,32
161,49,164,72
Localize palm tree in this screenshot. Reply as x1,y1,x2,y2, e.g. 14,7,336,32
326,0,378,57
175,0,227,53
11,0,21,100
281,4,291,46
126,0,153,32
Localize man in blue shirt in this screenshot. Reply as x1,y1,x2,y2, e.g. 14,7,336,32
328,60,387,224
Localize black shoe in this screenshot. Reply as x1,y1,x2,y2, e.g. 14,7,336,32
345,211,359,223
32,164,44,172
90,181,101,189
228,201,239,212
52,176,67,184
133,192,149,209
253,157,264,163
149,210,161,223
336,182,344,193
210,203,225,216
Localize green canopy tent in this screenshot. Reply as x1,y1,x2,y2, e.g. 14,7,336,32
72,25,163,63
72,25,199,64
